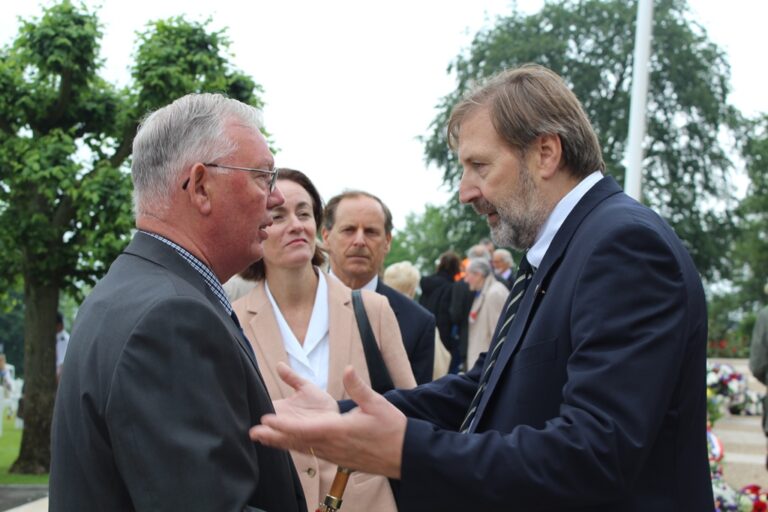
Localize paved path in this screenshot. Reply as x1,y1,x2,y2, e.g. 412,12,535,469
714,414,766,489
710,358,767,490
0,487,47,512
2,498,46,512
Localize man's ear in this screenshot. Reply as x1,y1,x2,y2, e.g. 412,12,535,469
187,163,213,215
384,232,392,253
321,226,330,243
531,134,563,179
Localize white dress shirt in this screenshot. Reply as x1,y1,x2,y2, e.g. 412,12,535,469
328,270,379,292
526,171,603,269
265,270,331,391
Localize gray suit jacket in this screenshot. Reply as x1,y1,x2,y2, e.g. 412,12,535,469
50,232,307,512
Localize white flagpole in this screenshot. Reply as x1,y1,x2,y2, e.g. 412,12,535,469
625,0,654,201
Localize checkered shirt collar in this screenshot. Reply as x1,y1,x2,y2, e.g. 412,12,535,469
140,231,233,316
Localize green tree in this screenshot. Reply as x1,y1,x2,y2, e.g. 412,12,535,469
731,115,768,308
706,115,768,347
423,0,740,281
387,202,487,273
0,2,266,473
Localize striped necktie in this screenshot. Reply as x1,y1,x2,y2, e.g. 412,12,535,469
459,255,534,433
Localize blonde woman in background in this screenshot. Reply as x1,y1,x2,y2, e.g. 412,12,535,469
384,261,451,380
233,169,415,512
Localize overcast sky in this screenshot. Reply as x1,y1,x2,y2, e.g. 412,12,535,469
2,1,766,230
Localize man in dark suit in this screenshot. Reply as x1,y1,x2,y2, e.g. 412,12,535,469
251,64,713,511
322,191,435,384
50,94,307,512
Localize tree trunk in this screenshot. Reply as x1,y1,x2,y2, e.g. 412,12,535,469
10,278,58,474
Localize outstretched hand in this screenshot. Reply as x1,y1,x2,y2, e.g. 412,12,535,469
250,364,406,479
270,362,339,419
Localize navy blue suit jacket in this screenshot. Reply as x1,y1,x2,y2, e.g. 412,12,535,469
376,282,436,384
385,177,713,511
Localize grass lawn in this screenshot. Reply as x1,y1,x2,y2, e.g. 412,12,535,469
0,415,49,485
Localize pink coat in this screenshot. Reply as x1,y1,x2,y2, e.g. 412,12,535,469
233,273,415,512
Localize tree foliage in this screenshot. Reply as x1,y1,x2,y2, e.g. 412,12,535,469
730,115,768,309
386,202,485,273
421,0,740,282
0,2,266,472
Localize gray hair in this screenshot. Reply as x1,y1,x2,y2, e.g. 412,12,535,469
467,244,491,261
493,249,514,266
466,258,492,277
131,93,264,216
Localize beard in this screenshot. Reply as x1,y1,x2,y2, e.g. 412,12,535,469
473,163,549,250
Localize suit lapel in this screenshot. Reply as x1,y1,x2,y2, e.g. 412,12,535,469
472,177,623,428
124,232,264,377
214,298,263,373
326,276,355,400
376,282,400,318
243,283,294,399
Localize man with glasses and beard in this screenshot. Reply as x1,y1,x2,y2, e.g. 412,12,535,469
250,64,713,511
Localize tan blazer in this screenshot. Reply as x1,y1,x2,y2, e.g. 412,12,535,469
233,273,416,512
466,276,509,369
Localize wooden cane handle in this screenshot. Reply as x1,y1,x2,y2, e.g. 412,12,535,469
328,466,352,498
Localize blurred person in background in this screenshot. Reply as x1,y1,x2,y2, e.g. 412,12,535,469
449,245,492,372
463,258,508,369
0,354,14,396
385,261,451,380
419,251,461,353
479,237,495,256
55,312,69,383
491,249,515,289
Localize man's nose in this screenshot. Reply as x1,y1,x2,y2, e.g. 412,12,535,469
458,169,477,204
351,228,366,245
267,185,285,208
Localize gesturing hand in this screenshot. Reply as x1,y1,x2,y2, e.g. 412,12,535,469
250,364,406,479
270,362,339,419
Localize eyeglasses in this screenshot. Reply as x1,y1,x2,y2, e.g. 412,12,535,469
182,163,279,192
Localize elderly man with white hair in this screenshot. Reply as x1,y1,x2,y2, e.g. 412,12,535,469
491,248,515,289
50,93,307,512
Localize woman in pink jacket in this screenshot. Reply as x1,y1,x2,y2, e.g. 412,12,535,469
233,169,415,512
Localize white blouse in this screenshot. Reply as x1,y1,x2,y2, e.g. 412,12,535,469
264,270,331,391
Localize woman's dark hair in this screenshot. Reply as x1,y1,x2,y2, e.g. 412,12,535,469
240,168,325,281
437,251,461,277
